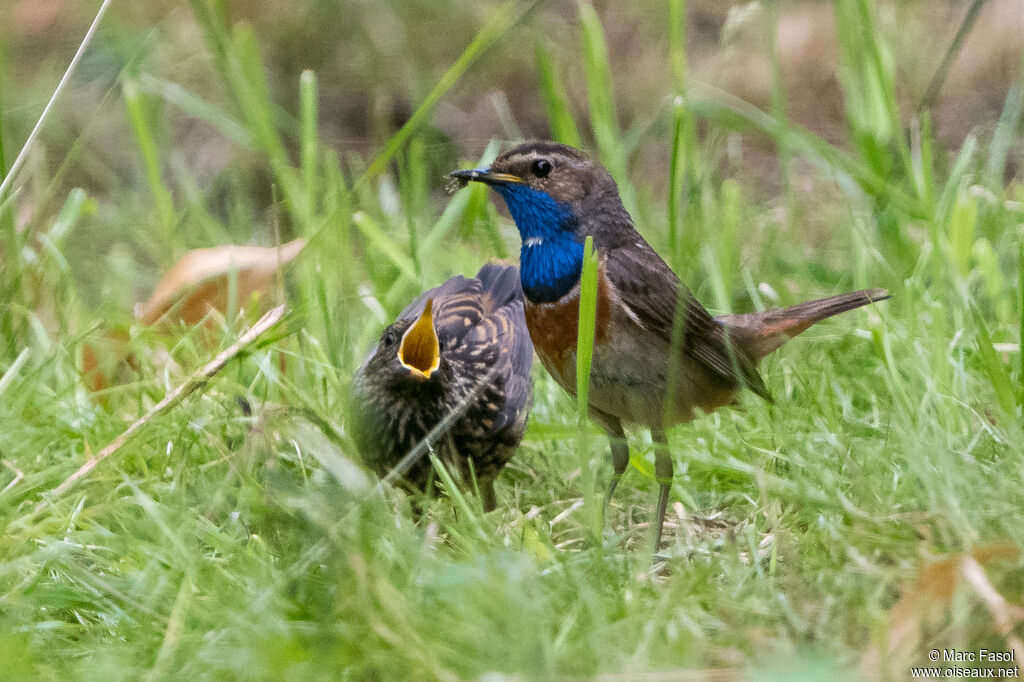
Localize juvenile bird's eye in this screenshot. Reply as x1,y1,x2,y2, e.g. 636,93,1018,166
382,329,398,346
531,159,552,178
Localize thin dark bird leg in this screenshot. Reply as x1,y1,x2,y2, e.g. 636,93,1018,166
651,429,673,553
593,408,629,515
481,479,497,513
606,439,630,510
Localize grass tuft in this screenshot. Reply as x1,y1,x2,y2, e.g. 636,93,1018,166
2,0,1023,678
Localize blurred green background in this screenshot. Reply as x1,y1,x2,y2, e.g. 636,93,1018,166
2,0,1023,679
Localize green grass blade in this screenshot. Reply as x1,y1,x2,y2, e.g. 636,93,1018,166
360,0,541,186
668,0,686,89
0,87,7,181
947,190,977,281
578,3,636,217
666,99,692,274
689,85,926,220
919,0,989,112
834,0,902,158
908,114,936,212
123,79,176,236
189,2,305,222
984,84,1023,187
576,237,599,433
1018,238,1024,398
535,44,580,147
43,188,89,251
0,93,19,355
419,184,474,257
575,235,600,540
665,0,702,274
351,211,418,282
397,137,427,278
428,454,486,542
0,86,13,251
299,69,319,229
935,134,978,234
578,4,617,149
138,74,253,149
971,303,1017,418
832,0,918,235
0,0,113,202
229,24,303,218
0,347,31,399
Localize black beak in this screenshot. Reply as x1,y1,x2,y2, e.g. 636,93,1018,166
447,167,525,188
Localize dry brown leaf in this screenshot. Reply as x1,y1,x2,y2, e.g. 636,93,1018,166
81,328,130,396
80,240,302,394
137,239,304,326
861,545,1023,680
81,340,104,394
960,555,1024,664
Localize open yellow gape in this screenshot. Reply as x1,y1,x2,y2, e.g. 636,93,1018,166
398,298,440,378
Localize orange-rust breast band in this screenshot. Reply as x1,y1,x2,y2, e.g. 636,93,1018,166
524,262,612,367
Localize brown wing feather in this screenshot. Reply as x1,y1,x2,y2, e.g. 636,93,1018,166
603,242,771,401
452,264,534,437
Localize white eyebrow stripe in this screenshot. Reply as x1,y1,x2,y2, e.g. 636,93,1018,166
523,237,544,247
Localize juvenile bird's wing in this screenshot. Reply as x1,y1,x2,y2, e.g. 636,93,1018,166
475,261,523,311
604,242,771,401
465,263,534,436
399,275,482,336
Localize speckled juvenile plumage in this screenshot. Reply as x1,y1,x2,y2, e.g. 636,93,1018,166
351,263,533,511
450,142,889,551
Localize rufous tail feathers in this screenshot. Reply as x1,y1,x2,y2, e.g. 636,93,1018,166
717,288,889,361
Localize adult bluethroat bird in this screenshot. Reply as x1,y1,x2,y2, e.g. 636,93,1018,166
449,142,888,550
351,262,533,511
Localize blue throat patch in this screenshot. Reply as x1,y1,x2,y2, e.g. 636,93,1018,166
493,183,584,304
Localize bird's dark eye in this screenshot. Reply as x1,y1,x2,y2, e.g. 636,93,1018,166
382,329,398,346
531,159,552,178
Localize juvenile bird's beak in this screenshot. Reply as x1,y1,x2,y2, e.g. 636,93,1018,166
398,298,440,379
447,167,525,187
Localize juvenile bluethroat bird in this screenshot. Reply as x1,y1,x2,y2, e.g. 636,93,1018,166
449,142,889,550
351,262,533,511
